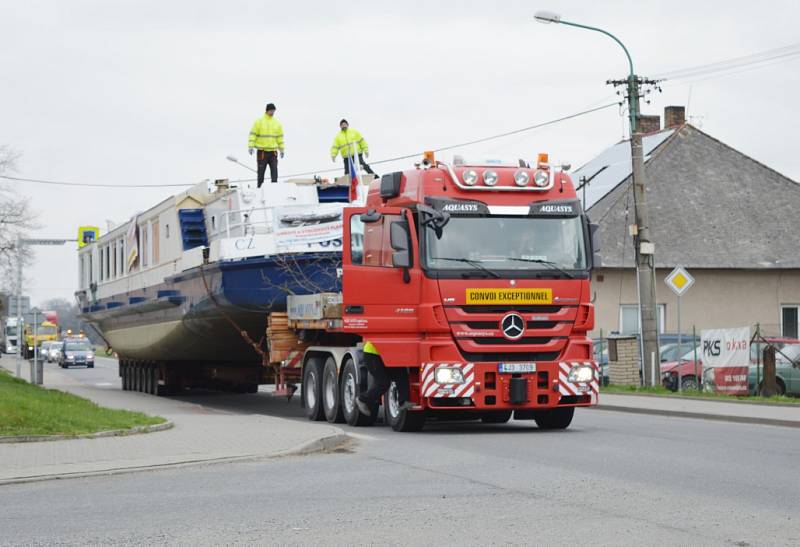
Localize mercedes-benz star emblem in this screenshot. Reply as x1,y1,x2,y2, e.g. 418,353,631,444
501,312,525,340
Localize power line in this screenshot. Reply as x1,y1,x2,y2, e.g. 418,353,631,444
0,102,619,189
0,175,197,188
654,42,800,81
279,102,620,179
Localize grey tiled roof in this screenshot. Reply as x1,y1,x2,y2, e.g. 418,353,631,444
587,125,800,268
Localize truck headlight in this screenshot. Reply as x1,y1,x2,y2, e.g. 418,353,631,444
567,364,593,383
67,355,74,360
87,354,94,359
482,170,498,186
434,366,465,385
514,170,530,186
533,170,549,187
462,170,478,186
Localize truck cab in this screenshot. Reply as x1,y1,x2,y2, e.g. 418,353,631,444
295,153,599,431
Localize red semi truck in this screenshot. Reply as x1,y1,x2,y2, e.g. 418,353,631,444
283,152,600,432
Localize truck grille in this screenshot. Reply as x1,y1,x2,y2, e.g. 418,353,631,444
456,305,563,314
445,304,576,363
459,351,560,362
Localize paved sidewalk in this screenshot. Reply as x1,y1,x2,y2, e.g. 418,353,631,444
0,359,346,484
598,392,800,427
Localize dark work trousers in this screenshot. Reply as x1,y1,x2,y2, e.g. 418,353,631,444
257,150,279,187
358,352,392,405
343,153,375,176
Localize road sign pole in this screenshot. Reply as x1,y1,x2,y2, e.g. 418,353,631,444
30,308,38,383
677,294,682,393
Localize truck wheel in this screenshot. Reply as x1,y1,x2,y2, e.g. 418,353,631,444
340,358,376,427
481,410,512,424
322,356,345,423
303,356,325,421
384,377,425,432
534,407,575,430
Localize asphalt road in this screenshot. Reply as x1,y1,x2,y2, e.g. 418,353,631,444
2,358,799,546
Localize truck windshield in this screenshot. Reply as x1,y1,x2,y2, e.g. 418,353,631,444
5,325,17,336
424,215,587,273
39,326,58,336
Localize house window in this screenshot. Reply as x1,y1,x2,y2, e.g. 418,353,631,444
165,224,170,239
99,246,105,281
781,305,799,339
619,304,666,335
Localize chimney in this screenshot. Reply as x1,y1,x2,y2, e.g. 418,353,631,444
637,114,661,134
664,106,686,128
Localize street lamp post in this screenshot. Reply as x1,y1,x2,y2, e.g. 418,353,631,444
14,237,74,379
226,155,257,173
534,11,660,386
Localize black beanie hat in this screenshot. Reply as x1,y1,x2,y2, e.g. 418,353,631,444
340,118,348,125
266,103,276,111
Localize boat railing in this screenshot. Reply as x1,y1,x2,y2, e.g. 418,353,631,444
209,207,277,239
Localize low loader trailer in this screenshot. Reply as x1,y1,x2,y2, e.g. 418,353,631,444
269,152,601,432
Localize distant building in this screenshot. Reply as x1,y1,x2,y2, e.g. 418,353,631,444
575,106,800,339
0,293,30,318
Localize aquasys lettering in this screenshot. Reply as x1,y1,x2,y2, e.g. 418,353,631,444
442,203,480,212
539,205,573,213
465,288,553,305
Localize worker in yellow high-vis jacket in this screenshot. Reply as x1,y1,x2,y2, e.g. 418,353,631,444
355,340,412,415
248,102,284,187
330,119,375,177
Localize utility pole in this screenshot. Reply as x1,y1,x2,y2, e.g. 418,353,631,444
16,235,23,378
533,10,661,386
609,74,661,386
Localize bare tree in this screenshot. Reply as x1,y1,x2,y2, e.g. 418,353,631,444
0,146,38,292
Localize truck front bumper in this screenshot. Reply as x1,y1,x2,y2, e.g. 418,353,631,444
418,361,599,410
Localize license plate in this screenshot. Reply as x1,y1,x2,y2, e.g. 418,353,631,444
498,363,537,374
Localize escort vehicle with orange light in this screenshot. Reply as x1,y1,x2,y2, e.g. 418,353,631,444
276,152,601,432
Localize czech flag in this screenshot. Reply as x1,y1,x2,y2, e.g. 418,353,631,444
348,154,359,202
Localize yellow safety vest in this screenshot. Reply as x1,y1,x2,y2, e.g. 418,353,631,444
363,341,380,355
330,128,368,160
248,115,285,151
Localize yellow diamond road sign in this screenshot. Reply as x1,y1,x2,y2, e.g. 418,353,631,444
665,266,694,296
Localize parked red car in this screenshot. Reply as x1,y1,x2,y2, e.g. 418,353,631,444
661,337,800,391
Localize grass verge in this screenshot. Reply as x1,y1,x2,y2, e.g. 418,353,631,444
601,384,800,405
0,369,165,437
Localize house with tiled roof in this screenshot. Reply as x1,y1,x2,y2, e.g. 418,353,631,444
574,106,800,338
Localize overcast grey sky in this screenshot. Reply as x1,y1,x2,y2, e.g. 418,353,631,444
2,0,799,306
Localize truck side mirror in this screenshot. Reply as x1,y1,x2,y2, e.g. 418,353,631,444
589,222,601,268
390,220,412,281
360,209,382,223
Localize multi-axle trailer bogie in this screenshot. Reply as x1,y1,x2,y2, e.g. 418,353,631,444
296,343,599,432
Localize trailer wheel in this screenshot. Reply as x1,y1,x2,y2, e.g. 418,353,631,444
384,376,425,432
534,407,575,430
303,356,325,421
481,410,512,424
322,356,345,423
340,358,376,427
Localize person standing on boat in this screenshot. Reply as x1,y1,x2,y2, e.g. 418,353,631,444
330,119,375,176
248,103,285,187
